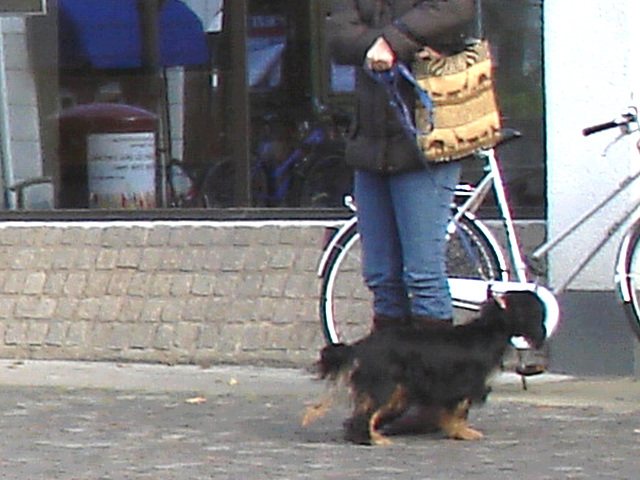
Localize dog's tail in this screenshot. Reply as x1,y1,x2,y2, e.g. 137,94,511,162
318,343,355,380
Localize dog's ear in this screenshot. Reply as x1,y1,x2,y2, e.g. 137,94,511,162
502,291,546,348
488,289,508,310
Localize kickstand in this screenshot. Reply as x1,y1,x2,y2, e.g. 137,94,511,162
515,348,546,391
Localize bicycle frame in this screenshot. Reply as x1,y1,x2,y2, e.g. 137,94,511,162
530,110,640,296
454,148,529,283
449,148,560,346
531,167,640,294
253,126,329,205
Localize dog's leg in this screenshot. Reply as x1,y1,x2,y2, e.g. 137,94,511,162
438,399,484,440
368,385,409,446
369,411,393,446
302,394,333,426
344,392,376,444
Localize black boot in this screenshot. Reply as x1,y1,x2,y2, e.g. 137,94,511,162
372,314,410,332
410,314,453,330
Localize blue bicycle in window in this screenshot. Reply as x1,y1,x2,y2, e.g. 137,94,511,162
169,108,352,208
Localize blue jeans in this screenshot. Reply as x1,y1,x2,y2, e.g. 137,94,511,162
355,162,461,319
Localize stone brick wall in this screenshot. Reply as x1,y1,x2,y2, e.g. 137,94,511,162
0,219,544,368
0,220,340,367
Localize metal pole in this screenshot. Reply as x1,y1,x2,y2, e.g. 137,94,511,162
227,0,250,207
137,0,161,70
137,0,170,207
474,0,483,38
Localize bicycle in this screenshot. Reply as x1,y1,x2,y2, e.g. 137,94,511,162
560,107,640,340
319,107,640,355
317,129,561,351
250,114,353,208
164,107,353,208
199,110,353,208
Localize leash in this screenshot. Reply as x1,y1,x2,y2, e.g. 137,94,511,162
365,0,484,137
364,63,434,137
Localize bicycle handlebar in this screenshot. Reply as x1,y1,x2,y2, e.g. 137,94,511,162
582,120,620,136
582,108,638,136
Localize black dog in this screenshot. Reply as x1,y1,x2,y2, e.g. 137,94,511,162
303,291,546,445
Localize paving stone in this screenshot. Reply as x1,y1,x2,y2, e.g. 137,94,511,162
153,324,174,350
15,297,56,319
23,272,46,295
4,320,26,345
26,321,48,346
116,248,142,269
63,272,87,297
0,364,636,480
44,321,66,347
96,249,119,270
4,271,26,294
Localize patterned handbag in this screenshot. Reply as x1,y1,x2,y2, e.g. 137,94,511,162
412,39,503,163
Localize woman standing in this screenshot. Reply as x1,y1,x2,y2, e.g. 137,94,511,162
326,0,476,330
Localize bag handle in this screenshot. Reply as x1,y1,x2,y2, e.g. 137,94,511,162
474,0,484,39
365,0,485,137
364,63,433,137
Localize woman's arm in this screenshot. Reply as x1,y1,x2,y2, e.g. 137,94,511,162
326,0,383,66
384,0,475,61
326,0,475,66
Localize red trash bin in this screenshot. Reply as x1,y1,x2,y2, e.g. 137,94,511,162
57,103,158,209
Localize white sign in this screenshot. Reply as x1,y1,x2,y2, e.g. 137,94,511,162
87,132,156,209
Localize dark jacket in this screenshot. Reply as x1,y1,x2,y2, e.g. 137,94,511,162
327,0,476,173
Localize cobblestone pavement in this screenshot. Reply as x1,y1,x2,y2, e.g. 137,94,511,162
0,361,639,479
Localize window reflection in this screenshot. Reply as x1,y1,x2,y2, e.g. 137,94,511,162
0,0,543,216
461,0,545,218
330,64,355,94
247,14,287,91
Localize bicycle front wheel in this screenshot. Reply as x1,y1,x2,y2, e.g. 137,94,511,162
616,218,640,340
319,212,506,345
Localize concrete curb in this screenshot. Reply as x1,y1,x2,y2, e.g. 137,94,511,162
3,359,639,413
0,359,638,414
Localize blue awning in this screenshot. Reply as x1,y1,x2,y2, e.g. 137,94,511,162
59,0,209,69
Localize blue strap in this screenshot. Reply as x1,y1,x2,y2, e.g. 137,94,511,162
364,62,434,137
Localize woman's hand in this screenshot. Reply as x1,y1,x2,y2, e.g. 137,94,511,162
365,37,395,71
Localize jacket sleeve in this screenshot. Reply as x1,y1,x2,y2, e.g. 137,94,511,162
325,0,383,66
383,0,476,61
326,0,476,66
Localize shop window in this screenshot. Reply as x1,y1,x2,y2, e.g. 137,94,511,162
7,0,544,217
468,0,546,219
313,0,545,218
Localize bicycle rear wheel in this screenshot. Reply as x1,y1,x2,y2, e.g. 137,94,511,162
319,212,506,345
615,218,640,340
200,159,234,208
296,152,352,208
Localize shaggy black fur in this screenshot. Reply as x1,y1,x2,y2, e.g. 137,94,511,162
312,290,546,445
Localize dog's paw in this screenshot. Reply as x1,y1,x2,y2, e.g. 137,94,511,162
370,433,393,446
450,426,484,441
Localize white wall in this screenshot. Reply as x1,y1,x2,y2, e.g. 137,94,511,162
0,17,47,208
545,1,640,290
